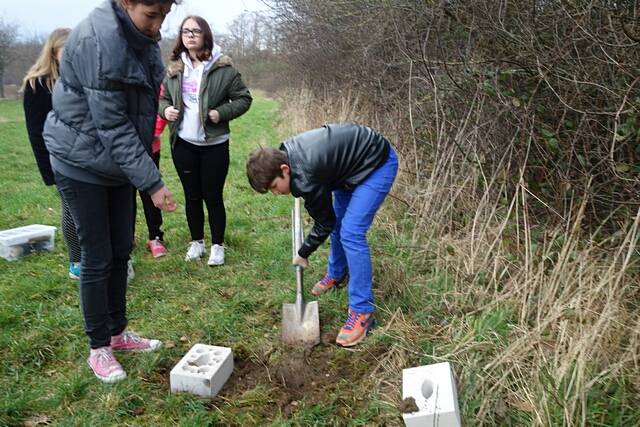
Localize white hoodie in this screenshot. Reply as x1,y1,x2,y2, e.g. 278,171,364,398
178,44,226,145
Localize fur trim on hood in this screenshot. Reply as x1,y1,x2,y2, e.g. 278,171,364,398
167,54,233,77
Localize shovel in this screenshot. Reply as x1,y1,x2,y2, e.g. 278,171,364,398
281,197,320,347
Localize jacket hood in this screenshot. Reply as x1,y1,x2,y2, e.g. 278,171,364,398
89,0,164,87
167,53,233,77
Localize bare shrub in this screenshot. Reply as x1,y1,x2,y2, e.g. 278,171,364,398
272,1,640,424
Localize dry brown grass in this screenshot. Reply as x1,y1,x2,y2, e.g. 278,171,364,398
276,88,640,425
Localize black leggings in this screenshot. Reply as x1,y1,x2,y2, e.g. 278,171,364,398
171,138,229,244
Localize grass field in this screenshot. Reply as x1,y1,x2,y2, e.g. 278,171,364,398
0,96,427,426
2,94,637,426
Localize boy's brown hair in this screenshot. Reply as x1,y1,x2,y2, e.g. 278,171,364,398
246,147,289,193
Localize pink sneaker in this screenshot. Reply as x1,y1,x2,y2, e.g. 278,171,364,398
111,330,162,352
87,347,127,383
147,238,167,258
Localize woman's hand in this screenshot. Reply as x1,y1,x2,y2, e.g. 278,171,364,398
292,255,309,269
164,106,180,122
208,109,220,124
151,185,177,212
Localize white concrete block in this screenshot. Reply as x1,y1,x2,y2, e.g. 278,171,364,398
402,362,461,427
170,344,233,398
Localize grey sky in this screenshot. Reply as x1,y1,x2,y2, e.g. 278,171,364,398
0,0,270,39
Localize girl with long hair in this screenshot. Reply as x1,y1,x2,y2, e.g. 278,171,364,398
22,27,82,280
159,15,252,265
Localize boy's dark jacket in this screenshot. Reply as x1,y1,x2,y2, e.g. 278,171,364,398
281,124,391,258
158,56,252,147
43,0,164,194
23,78,55,186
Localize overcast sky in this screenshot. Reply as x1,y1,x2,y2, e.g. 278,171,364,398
0,0,270,39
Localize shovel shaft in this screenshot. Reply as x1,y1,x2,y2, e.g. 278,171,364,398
282,197,320,347
295,265,304,319
293,198,305,306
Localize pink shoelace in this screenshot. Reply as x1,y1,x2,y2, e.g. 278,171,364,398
92,348,119,370
117,331,143,344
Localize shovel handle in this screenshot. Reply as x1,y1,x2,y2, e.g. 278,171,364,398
293,198,305,304
293,197,303,253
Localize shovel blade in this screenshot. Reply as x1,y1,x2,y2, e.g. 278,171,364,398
281,300,320,347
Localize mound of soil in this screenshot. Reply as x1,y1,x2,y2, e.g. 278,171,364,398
274,354,308,390
399,396,419,413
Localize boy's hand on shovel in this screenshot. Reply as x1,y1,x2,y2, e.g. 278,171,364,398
292,255,309,269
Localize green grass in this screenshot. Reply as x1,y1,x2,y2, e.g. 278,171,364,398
2,95,637,426
0,96,433,426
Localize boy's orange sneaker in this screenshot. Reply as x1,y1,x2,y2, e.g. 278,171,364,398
311,273,348,296
336,310,375,347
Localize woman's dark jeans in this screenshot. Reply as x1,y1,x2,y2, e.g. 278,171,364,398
55,171,132,349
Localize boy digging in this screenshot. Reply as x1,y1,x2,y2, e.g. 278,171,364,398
246,124,399,347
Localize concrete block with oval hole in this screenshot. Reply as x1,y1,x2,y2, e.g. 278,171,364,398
170,344,233,397
402,362,461,427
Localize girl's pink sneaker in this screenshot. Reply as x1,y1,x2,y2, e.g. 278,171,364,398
110,330,162,352
147,238,167,258
88,347,126,383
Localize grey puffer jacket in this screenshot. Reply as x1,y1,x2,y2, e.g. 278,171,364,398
43,0,164,194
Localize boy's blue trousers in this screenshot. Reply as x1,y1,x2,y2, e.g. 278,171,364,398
327,147,398,313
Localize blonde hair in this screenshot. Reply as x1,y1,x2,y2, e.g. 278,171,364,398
21,28,71,92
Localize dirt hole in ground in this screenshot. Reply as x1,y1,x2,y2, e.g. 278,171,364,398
208,341,388,418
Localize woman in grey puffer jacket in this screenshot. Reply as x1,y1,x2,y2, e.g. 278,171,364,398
43,0,179,384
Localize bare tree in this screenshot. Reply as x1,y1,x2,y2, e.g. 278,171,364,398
0,21,18,98
225,12,278,58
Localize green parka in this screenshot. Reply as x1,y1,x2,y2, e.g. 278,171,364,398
158,55,252,147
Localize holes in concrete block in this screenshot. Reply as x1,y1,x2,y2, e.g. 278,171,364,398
188,353,211,367
178,346,229,378
421,379,434,400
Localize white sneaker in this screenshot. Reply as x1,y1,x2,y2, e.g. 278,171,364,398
208,244,225,266
185,240,205,261
127,260,135,283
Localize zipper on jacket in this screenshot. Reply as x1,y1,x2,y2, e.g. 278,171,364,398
199,64,217,128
